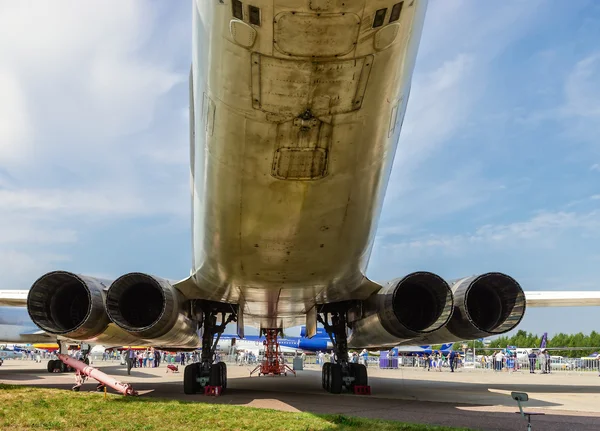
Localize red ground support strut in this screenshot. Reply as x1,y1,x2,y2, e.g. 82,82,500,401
57,354,137,396
204,385,222,396
353,385,371,395
250,329,296,377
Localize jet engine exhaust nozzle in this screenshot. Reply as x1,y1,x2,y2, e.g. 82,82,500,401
26,271,111,340
348,272,454,349
447,272,526,339
106,272,199,348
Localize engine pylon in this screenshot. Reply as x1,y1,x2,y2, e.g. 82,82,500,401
250,329,296,377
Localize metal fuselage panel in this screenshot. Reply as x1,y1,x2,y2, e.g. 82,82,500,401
190,0,427,327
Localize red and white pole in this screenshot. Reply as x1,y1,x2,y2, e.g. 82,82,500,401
57,354,137,396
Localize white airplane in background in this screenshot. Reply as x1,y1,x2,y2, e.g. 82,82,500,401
3,0,600,395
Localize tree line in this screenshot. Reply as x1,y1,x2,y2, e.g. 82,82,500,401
443,330,600,358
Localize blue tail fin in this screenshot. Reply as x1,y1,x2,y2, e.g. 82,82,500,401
540,332,548,349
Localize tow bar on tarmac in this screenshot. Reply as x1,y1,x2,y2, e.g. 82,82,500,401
57,354,138,396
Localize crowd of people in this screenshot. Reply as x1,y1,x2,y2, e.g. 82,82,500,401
123,349,203,375
475,349,552,373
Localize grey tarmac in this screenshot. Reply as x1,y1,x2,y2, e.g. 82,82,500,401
2,361,599,431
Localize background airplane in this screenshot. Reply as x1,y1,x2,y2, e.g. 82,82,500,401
218,333,332,355
0,306,52,344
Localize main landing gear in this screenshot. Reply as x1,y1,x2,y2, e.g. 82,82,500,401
46,341,90,373
183,303,236,395
318,305,368,394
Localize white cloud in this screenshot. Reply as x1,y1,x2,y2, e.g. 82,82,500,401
395,53,476,170
0,250,71,288
556,53,600,146
0,187,184,218
562,53,600,119
386,210,600,254
0,1,190,286
0,218,76,245
0,68,32,162
519,52,600,141
0,1,186,168
381,0,547,226
591,164,600,172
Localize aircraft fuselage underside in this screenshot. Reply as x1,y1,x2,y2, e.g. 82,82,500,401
189,0,427,329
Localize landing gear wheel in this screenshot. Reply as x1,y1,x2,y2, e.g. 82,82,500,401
349,363,368,388
59,361,67,373
218,362,227,391
209,363,222,387
47,360,56,373
322,363,332,390
329,364,343,394
183,364,199,394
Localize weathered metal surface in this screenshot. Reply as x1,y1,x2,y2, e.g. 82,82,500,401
26,271,139,346
190,0,429,328
106,273,201,349
252,54,373,117
230,19,257,48
274,12,361,58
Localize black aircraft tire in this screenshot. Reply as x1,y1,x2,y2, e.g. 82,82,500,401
47,360,56,373
219,362,227,391
349,363,368,388
322,363,331,390
330,364,343,394
59,361,67,373
183,364,198,395
209,364,222,387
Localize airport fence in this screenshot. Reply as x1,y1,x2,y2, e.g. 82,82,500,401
374,354,600,374
12,349,599,375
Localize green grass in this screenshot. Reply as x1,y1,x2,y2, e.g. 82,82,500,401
0,384,473,431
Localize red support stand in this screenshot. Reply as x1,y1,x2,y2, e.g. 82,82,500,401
204,385,222,396
250,329,296,377
353,385,371,395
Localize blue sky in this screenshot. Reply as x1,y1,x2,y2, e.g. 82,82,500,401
0,1,598,337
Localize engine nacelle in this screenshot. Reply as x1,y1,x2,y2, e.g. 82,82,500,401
105,273,200,349
348,272,454,349
397,272,526,346
26,271,137,345
445,272,526,340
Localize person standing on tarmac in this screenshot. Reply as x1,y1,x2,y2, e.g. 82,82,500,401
528,350,537,374
126,348,135,375
539,349,547,374
449,350,457,372
360,349,369,367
